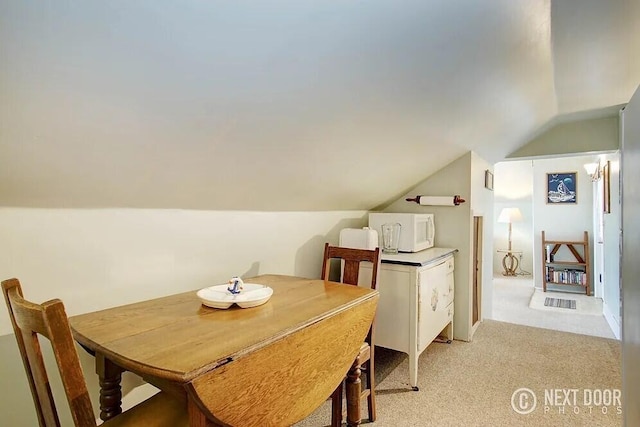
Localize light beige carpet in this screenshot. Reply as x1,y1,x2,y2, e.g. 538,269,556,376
295,320,622,426
529,288,603,315
492,277,614,339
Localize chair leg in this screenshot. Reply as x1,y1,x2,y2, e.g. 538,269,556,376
365,358,376,422
346,355,362,427
331,381,343,427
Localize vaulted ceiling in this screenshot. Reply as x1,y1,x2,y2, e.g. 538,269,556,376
1,1,638,211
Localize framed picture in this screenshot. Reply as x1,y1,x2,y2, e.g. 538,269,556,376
603,161,611,214
484,170,493,191
546,172,577,204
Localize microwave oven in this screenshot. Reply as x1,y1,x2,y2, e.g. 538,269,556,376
368,212,435,252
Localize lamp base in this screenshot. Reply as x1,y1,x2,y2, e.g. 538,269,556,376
501,253,519,276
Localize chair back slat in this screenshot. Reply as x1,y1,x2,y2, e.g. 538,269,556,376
342,259,362,286
2,278,96,427
321,244,380,290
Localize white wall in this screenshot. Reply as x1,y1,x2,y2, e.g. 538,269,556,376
470,152,495,325
493,160,534,275
508,115,619,158
601,152,621,336
532,155,595,291
0,208,369,335
621,85,640,427
0,207,367,425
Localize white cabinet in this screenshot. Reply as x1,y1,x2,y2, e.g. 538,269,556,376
358,249,456,390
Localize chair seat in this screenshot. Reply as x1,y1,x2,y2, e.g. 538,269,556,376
102,392,188,427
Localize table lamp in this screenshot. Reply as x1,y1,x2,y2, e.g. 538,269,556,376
498,208,523,276
498,207,523,251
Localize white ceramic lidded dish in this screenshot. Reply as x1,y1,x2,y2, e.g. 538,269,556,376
197,283,273,309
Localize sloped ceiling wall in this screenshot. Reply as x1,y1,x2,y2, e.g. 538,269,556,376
508,113,620,159
552,0,640,114
0,1,638,211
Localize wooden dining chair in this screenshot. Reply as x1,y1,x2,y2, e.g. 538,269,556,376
1,278,189,427
321,243,380,427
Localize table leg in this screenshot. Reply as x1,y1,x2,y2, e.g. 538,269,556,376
96,354,124,421
331,381,344,427
188,397,223,427
346,355,362,427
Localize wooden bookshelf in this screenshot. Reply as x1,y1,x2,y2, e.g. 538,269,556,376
541,230,590,295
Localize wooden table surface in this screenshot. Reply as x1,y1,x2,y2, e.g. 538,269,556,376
70,274,379,426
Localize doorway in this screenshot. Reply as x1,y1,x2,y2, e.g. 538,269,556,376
491,156,619,339
472,216,482,327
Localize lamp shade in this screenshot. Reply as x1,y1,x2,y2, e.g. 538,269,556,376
498,207,523,223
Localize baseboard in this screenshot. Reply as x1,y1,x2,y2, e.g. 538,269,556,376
603,301,621,340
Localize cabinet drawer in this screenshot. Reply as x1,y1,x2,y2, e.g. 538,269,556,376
417,256,454,311
446,257,454,274
423,278,453,313
417,300,454,351
418,257,450,286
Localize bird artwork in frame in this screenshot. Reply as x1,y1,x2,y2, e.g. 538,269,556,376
546,172,577,204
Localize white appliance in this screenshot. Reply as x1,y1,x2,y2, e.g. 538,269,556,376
338,227,378,250
368,213,435,252
337,227,379,282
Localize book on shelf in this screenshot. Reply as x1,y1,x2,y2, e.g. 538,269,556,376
545,245,554,263
545,267,586,285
